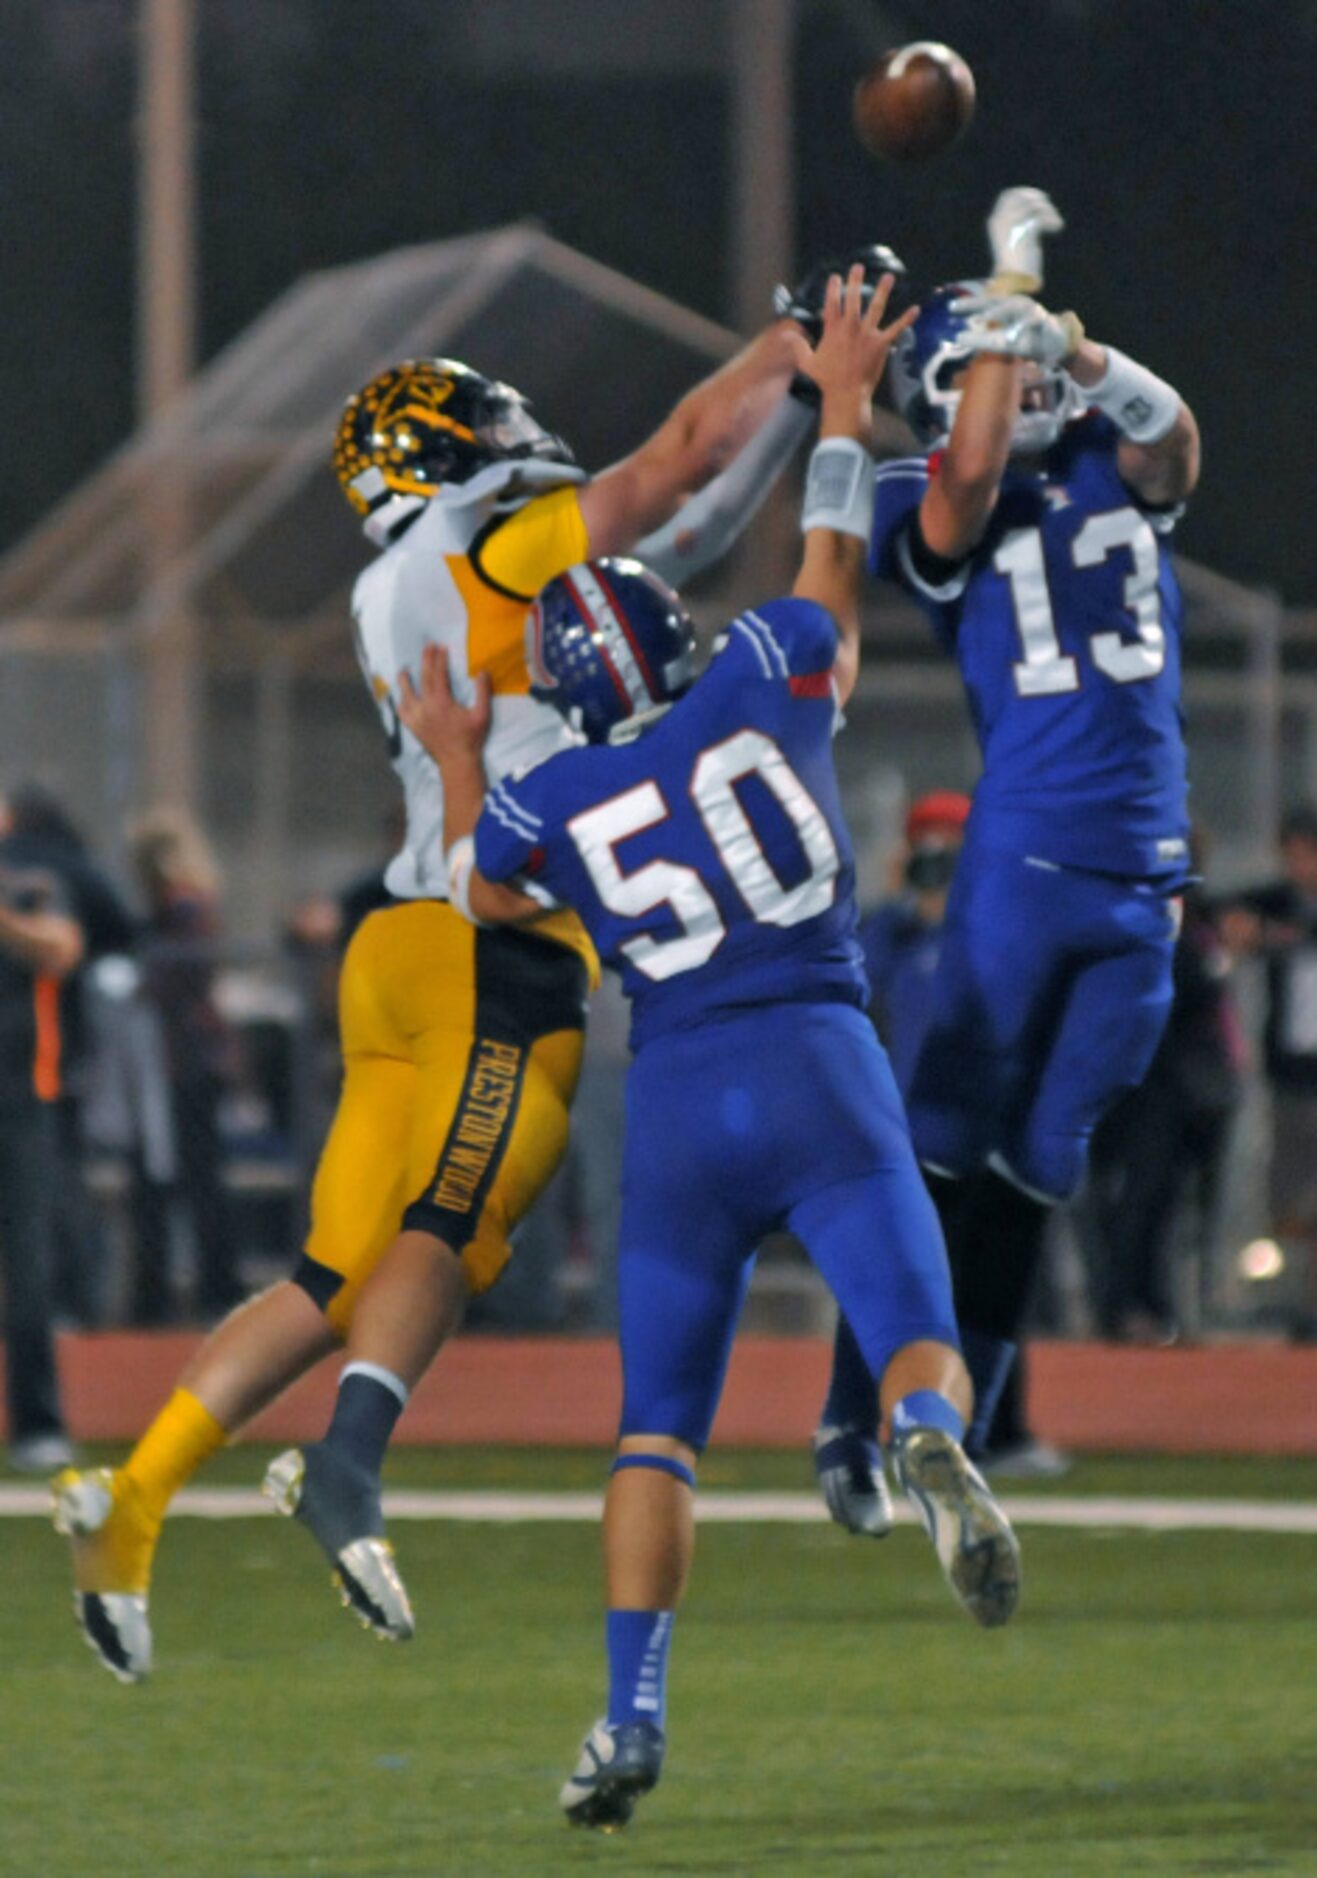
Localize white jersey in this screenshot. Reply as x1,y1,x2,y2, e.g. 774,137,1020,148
351,469,590,901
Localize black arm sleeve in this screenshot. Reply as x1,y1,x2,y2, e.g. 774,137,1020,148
905,509,970,589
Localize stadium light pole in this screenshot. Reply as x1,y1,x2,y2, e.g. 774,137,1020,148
136,0,200,813
728,0,796,595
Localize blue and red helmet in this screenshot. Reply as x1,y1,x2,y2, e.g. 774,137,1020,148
526,559,696,743
888,282,1084,454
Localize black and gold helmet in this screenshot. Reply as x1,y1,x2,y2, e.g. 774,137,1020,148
333,358,577,540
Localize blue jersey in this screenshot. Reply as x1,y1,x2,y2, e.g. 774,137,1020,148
871,414,1191,881
474,597,867,1051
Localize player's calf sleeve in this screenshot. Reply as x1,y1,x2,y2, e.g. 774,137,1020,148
890,1389,966,1445
606,1609,676,1730
323,1362,409,1475
121,1388,228,1525
820,1314,879,1437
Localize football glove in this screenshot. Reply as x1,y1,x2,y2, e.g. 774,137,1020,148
986,186,1064,293
952,291,1084,366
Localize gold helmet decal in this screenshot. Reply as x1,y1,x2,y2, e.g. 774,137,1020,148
334,361,478,516
333,357,576,532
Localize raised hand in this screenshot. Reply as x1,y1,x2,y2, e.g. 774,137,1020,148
952,290,1083,367
773,243,908,343
987,186,1064,292
790,265,920,413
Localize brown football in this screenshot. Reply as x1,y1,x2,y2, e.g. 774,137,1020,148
853,42,976,162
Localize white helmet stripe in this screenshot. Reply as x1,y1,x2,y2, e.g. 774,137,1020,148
566,564,653,714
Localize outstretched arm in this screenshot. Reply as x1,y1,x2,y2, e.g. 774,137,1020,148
632,393,814,585
577,321,802,556
919,350,1022,561
1066,334,1200,506
396,648,541,927
789,266,919,706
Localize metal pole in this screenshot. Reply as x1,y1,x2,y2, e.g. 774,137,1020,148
1248,591,1284,855
728,0,794,336
727,0,797,596
137,0,200,812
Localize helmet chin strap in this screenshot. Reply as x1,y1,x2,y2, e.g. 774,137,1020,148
363,492,427,546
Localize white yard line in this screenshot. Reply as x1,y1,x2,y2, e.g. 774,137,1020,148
5,1485,1317,1532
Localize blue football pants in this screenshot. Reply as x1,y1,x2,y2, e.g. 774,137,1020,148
905,847,1178,1202
616,1002,959,1449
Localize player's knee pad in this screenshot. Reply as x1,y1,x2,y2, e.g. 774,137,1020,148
611,1452,697,1490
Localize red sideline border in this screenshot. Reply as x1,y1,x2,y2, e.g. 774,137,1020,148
9,1333,1317,1454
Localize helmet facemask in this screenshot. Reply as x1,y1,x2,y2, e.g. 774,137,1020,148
890,288,1084,456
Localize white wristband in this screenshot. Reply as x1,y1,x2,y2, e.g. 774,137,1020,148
1085,345,1181,444
801,438,876,542
446,835,488,927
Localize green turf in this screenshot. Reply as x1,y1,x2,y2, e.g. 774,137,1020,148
5,1456,1317,1875
34,1441,1317,1500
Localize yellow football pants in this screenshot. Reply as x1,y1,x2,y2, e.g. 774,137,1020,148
300,900,592,1334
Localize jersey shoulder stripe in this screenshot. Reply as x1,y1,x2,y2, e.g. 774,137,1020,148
741,608,791,678
728,615,776,678
488,780,543,841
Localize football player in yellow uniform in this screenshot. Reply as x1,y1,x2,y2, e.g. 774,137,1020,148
52,320,815,1680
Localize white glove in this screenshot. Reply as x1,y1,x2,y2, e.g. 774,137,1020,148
987,187,1064,292
952,291,1084,366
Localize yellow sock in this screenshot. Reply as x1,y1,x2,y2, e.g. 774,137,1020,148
120,1387,229,1528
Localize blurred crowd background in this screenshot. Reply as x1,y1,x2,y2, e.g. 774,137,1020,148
2,3,1315,1379
3,777,1315,1351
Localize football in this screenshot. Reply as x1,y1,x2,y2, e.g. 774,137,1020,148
853,42,976,162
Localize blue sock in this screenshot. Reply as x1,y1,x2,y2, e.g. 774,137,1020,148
958,1327,1019,1459
820,1315,878,1437
606,1610,675,1731
324,1365,407,1475
890,1389,966,1446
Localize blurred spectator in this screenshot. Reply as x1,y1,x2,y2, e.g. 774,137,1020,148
3,784,136,1326
285,805,407,1159
1080,861,1247,1343
0,795,86,1471
860,790,970,1093
128,808,243,1321
1221,805,1317,1336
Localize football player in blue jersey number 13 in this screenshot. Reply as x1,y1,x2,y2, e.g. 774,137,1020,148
399,267,1022,1832
814,189,1203,1525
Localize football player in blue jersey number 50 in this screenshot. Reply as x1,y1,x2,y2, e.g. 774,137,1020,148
815,189,1202,1522
398,268,1022,1832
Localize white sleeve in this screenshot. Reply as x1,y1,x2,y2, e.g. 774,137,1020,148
635,397,814,584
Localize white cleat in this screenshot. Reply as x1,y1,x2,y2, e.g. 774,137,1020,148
893,1425,1022,1628
262,1446,415,1643
812,1426,894,1538
52,1468,153,1683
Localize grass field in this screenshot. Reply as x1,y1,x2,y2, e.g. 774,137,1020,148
4,1449,1316,1876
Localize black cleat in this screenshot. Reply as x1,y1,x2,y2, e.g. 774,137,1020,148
559,1719,666,1831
